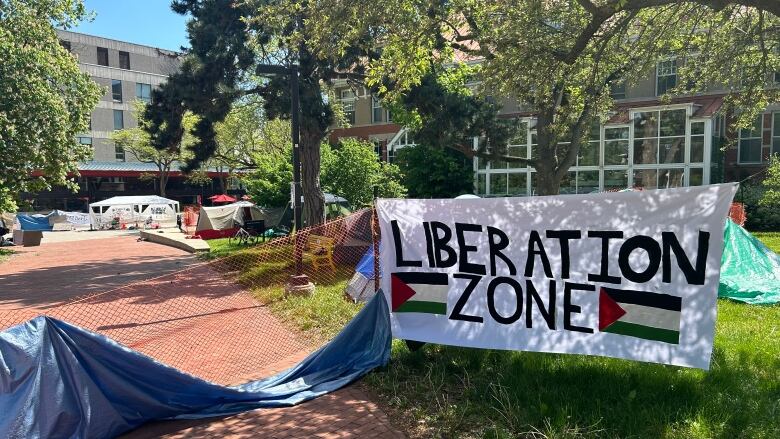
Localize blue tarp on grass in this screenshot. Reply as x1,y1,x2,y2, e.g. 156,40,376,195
0,293,391,439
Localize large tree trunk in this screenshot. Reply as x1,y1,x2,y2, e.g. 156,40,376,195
534,159,562,196
300,127,325,226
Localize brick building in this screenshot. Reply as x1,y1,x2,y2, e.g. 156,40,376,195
330,62,780,197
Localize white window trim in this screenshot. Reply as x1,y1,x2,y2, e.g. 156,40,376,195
475,108,711,196
656,58,678,97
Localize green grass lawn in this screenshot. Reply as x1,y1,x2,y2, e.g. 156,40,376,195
0,248,14,263
218,233,779,438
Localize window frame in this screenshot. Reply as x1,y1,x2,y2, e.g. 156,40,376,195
97,47,109,66
113,109,124,130
339,89,356,125
118,50,130,70
656,58,678,96
111,79,123,102
737,114,764,164
136,83,152,103
115,143,126,162
772,112,780,156
371,96,386,124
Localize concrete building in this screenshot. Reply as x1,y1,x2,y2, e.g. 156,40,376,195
31,30,237,211
330,61,780,197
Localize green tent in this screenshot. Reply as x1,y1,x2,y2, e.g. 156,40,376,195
719,219,780,305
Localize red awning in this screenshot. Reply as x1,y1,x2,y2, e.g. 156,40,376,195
208,194,237,203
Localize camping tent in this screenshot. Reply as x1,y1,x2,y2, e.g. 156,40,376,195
719,219,780,305
276,193,352,229
89,196,179,229
194,201,270,239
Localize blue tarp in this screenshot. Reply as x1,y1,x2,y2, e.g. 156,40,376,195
356,247,381,279
0,293,391,439
16,214,53,231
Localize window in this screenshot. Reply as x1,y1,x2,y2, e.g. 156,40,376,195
604,126,629,165
77,136,92,146
610,81,626,100
115,143,126,161
738,115,763,164
60,40,71,52
119,51,130,70
97,47,109,66
112,80,122,102
136,83,152,103
577,123,600,166
372,97,386,123
633,109,686,164
690,121,705,163
773,113,780,156
774,71,780,85
656,59,677,96
113,109,124,130
340,89,356,125
604,169,628,191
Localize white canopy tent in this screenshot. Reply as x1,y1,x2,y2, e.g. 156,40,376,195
89,195,179,228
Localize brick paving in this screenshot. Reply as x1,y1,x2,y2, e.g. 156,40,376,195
0,236,404,438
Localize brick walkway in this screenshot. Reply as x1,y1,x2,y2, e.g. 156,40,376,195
0,236,403,438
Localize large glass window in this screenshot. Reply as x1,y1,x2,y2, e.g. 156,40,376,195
610,80,626,100
136,83,151,103
490,173,508,195
508,173,527,196
658,168,684,189
578,123,600,166
633,169,658,190
112,79,122,102
97,47,109,66
604,170,628,191
604,126,629,165
773,113,780,156
113,109,124,130
656,59,677,95
738,115,763,164
634,109,685,164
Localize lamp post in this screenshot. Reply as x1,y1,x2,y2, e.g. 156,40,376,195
255,64,302,233
256,63,311,293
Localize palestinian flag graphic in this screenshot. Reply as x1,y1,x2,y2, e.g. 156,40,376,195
391,272,449,315
599,287,682,344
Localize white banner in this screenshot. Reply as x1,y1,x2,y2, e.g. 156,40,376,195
378,184,737,369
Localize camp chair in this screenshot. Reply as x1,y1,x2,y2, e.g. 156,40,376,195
306,234,336,271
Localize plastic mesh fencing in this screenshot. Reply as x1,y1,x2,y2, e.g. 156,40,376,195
0,208,378,386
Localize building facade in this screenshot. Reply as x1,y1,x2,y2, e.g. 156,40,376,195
31,31,237,211
330,62,780,197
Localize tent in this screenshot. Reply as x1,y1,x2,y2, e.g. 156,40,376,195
277,193,352,229
719,219,780,305
194,201,269,239
89,196,179,229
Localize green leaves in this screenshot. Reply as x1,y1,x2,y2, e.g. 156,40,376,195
0,0,101,211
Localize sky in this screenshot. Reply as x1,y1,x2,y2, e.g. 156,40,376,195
72,0,189,51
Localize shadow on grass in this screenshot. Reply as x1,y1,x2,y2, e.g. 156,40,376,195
365,301,780,439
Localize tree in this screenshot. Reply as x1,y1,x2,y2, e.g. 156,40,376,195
320,139,406,207
395,144,474,199
244,138,406,208
111,103,197,197
143,0,383,225
760,155,780,207
212,100,291,193
0,0,101,211
307,0,780,195
242,147,293,207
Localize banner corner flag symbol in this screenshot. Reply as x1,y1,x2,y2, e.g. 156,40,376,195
391,272,448,315
599,287,682,345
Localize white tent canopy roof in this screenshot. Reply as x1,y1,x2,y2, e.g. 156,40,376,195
89,195,179,207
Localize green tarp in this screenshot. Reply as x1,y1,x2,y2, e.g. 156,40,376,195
719,219,780,305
